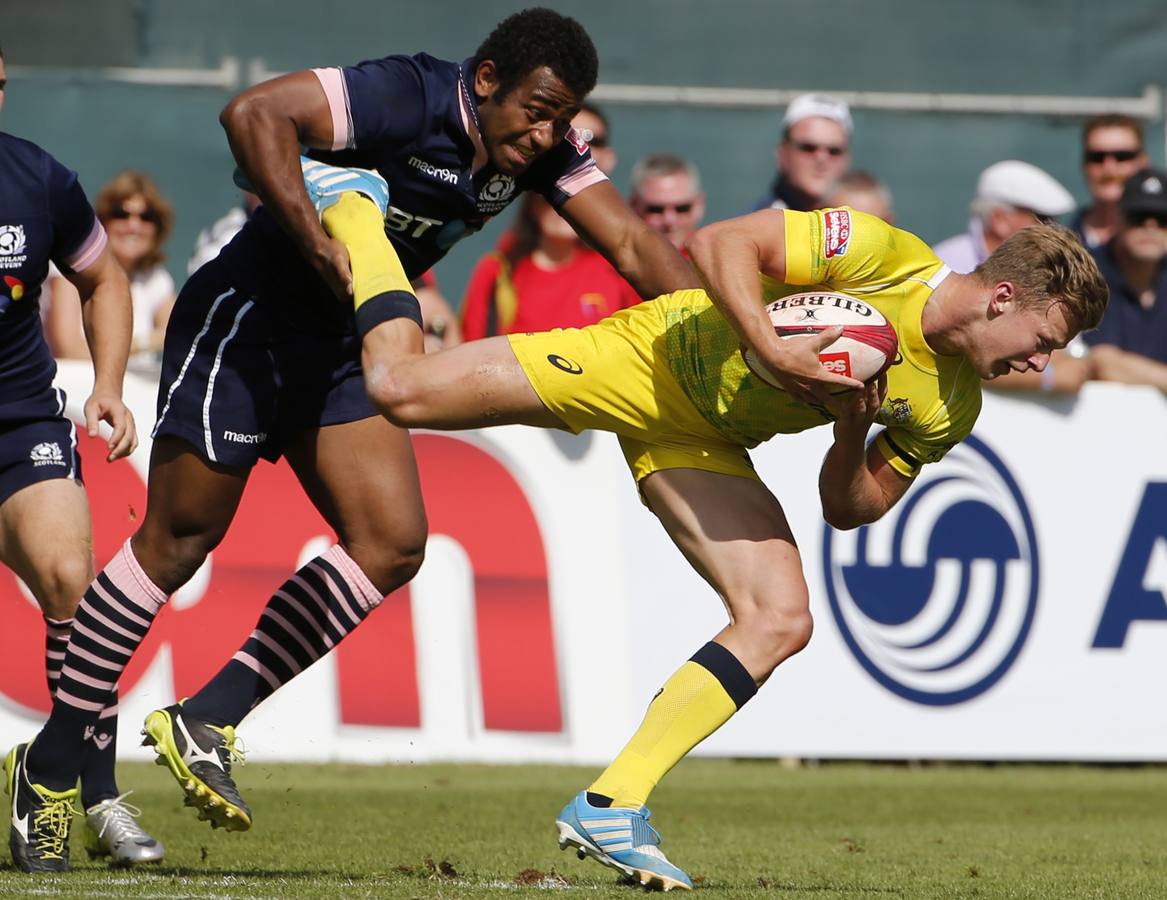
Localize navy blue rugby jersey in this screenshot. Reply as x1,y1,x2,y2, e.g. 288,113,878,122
228,53,605,327
0,132,107,403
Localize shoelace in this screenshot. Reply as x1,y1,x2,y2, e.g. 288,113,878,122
88,792,147,841
33,795,78,860
209,727,248,771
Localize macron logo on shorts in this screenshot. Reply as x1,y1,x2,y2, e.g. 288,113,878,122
223,430,267,445
29,442,65,467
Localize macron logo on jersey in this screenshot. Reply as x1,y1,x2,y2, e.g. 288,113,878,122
408,157,458,185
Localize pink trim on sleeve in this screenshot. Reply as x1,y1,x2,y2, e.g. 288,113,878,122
312,67,352,150
64,220,107,273
556,162,608,198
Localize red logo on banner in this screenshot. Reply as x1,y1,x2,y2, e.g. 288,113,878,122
0,432,561,733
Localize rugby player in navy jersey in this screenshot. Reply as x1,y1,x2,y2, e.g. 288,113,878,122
0,46,167,872
18,8,696,850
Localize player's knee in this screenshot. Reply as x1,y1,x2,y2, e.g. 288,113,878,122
365,360,438,430
745,604,814,669
366,371,416,428
348,536,426,595
781,609,815,657
132,524,221,595
34,553,94,619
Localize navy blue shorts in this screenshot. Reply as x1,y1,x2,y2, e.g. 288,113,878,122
152,254,376,468
0,387,83,507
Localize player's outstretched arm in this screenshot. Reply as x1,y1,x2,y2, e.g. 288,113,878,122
220,72,352,299
559,181,699,298
817,378,912,530
66,246,137,461
689,210,864,404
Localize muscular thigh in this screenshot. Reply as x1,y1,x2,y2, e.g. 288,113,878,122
0,409,92,609
283,415,427,590
132,436,251,592
639,467,808,619
381,335,561,430
0,477,93,610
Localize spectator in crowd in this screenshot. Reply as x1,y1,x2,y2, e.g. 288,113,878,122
630,153,705,252
47,171,177,369
572,102,617,174
752,93,851,212
933,160,1074,274
826,170,895,224
187,191,261,275
1085,168,1167,393
1072,115,1149,249
937,161,1089,393
460,190,640,340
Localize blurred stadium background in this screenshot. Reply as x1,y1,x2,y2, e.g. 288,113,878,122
3,0,1165,300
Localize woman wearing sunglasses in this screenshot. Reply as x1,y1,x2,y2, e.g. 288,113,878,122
47,171,176,370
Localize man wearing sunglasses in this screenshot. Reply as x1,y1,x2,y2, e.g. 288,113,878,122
752,93,851,213
630,153,705,251
1072,115,1149,249
1085,168,1167,393
933,159,1074,276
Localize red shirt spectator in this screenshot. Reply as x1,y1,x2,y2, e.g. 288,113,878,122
461,193,639,340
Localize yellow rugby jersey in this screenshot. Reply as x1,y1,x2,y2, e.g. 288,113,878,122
661,208,982,477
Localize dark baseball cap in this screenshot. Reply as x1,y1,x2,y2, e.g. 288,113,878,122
1120,168,1167,218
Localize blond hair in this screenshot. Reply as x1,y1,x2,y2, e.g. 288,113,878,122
975,224,1108,332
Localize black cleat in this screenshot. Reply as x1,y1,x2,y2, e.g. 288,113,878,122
5,742,78,873
141,703,252,831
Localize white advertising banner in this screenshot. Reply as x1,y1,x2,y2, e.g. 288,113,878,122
0,363,1163,763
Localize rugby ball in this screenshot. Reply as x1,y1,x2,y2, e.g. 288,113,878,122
743,292,898,390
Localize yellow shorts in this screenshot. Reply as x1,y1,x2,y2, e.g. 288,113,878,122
507,292,758,484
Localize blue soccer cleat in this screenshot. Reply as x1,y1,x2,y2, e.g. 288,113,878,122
555,791,693,891
233,156,390,219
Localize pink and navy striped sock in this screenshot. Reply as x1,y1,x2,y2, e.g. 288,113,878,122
43,615,71,699
28,540,167,791
43,615,122,805
184,544,384,728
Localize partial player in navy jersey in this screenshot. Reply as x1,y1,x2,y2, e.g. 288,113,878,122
0,45,164,873
20,9,697,842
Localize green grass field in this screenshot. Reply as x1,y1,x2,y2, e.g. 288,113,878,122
2,760,1163,898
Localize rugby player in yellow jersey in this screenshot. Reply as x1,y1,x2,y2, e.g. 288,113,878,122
320,191,1107,889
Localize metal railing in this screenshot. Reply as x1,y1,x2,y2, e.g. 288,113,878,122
10,59,1165,154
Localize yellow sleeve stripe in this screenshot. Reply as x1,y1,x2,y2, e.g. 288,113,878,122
320,193,415,311
781,209,817,286
874,430,922,478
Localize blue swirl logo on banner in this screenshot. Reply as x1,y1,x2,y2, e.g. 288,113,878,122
822,435,1039,705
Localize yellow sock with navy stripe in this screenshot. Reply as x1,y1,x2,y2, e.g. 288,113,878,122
588,641,757,809
320,192,422,336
